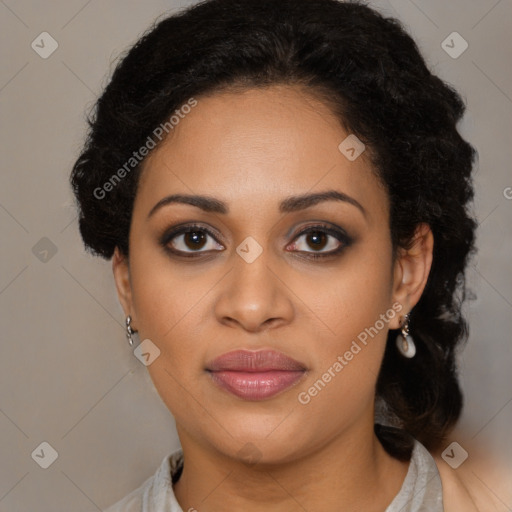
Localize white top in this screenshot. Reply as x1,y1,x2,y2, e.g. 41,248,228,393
103,439,443,512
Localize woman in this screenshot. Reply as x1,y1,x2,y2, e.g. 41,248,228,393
70,0,479,510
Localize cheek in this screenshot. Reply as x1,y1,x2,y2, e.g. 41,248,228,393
128,253,185,359
298,244,394,349
293,245,395,405
127,249,223,416
291,318,391,448
129,241,210,343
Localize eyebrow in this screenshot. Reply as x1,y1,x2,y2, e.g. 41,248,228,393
147,190,366,218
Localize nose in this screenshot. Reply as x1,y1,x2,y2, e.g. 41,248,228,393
214,250,294,333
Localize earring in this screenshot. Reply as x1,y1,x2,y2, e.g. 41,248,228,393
125,315,137,347
396,313,416,358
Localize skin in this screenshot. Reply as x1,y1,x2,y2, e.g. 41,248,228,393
112,84,434,512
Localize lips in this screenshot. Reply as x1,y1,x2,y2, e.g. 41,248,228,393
206,349,307,400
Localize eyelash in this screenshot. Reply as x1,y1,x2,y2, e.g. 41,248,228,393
159,223,352,260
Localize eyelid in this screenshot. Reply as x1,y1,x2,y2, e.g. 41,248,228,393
289,222,350,240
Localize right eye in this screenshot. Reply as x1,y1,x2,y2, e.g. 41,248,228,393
160,224,225,258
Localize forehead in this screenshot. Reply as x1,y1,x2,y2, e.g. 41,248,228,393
136,85,387,219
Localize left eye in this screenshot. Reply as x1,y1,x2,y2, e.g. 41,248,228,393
288,227,349,255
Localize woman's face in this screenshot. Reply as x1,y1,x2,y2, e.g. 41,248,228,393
114,85,413,464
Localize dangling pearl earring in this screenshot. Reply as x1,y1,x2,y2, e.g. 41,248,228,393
396,313,416,358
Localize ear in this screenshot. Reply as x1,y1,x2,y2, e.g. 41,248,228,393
112,246,136,326
390,223,434,329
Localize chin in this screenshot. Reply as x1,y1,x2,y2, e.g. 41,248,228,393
206,412,311,466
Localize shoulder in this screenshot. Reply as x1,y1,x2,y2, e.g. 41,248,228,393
433,453,506,512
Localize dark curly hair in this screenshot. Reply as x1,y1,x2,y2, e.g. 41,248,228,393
70,0,476,452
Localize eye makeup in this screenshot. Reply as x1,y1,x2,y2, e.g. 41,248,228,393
158,220,354,261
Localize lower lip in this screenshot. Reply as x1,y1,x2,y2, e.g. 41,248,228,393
208,370,305,400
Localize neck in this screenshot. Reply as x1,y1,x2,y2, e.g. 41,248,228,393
173,418,409,512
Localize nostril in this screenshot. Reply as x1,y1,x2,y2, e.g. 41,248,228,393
263,317,282,328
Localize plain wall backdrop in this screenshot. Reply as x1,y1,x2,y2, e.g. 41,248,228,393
1,0,511,510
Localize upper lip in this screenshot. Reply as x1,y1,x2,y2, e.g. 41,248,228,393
206,349,306,372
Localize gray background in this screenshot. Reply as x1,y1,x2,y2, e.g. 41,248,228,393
0,0,511,510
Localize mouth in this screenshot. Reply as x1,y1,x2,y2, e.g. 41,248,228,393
205,349,307,401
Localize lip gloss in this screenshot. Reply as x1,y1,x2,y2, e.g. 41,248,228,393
206,349,306,400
